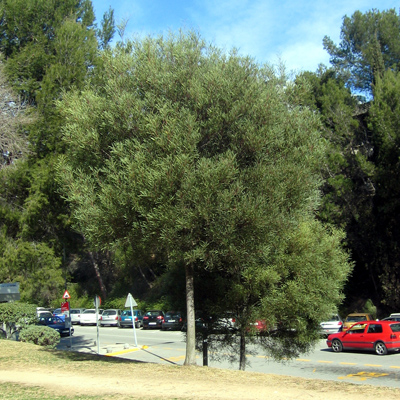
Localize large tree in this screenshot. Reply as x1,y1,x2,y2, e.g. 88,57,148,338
367,70,400,308
57,31,352,365
323,8,400,95
0,0,114,305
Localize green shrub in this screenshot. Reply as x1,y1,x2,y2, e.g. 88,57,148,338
0,302,37,338
19,325,60,348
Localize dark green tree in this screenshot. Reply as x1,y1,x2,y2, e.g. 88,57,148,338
0,0,111,305
323,8,400,94
368,70,400,308
57,31,352,365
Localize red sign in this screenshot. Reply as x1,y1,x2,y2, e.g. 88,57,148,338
63,290,71,299
61,301,70,312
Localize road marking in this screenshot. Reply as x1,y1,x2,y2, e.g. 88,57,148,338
390,366,400,369
317,360,333,364
168,355,185,362
105,347,141,357
364,364,382,367
339,362,357,365
296,359,311,362
338,371,389,381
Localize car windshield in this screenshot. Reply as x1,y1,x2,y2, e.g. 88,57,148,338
166,313,181,318
103,310,116,316
146,311,162,316
70,310,80,314
83,310,95,314
347,315,367,322
122,310,131,316
329,315,340,321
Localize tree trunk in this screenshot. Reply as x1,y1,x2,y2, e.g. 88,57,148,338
239,330,246,371
184,263,197,366
88,251,107,300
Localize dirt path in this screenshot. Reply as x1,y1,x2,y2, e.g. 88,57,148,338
1,364,400,400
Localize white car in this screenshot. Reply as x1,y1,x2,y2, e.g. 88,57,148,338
319,314,343,336
70,308,86,324
80,309,103,326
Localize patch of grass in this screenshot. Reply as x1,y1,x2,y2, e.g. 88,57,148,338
0,383,102,400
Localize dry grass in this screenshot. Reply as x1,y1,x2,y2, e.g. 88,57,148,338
1,340,400,400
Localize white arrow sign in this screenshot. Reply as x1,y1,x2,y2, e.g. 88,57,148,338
125,293,137,308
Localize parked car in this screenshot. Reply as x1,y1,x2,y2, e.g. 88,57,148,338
162,311,184,331
70,308,86,324
119,309,144,328
52,308,66,321
36,308,53,319
382,313,400,322
327,320,400,355
80,309,103,326
249,320,268,333
320,314,343,336
142,310,164,329
342,313,373,331
212,312,237,333
37,316,74,336
100,309,122,327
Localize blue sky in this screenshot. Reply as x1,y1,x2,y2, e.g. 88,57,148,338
91,1,399,74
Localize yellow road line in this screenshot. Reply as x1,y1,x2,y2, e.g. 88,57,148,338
105,347,142,357
364,364,382,367
296,359,311,362
317,360,333,364
339,362,356,365
390,366,400,369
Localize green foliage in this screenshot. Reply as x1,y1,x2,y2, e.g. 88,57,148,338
96,7,115,50
19,325,60,347
367,70,400,308
323,8,400,94
57,31,352,363
0,232,64,305
0,302,37,339
0,0,108,309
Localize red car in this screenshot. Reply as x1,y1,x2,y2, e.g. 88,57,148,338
327,320,400,355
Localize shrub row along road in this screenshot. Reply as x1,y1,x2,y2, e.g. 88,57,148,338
58,325,400,388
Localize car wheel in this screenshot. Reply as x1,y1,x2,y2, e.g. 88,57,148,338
331,339,343,353
375,342,388,355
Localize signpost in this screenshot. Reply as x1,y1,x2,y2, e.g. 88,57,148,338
61,290,72,349
125,293,138,347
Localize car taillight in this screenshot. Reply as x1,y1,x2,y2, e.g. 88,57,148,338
99,316,102,320
119,317,122,321
135,316,138,321
157,315,164,320
179,318,182,322
115,316,118,320
232,318,236,323
143,316,149,320
338,322,343,326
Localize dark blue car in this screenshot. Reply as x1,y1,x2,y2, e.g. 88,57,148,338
38,316,74,336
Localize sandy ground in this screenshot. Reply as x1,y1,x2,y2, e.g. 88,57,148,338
1,362,400,400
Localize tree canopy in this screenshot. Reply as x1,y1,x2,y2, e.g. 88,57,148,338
323,8,400,94
57,31,352,365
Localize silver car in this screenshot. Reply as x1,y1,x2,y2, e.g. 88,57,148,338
100,309,122,327
70,308,86,324
319,314,343,336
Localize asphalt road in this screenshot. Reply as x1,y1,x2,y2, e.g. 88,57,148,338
58,324,400,388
